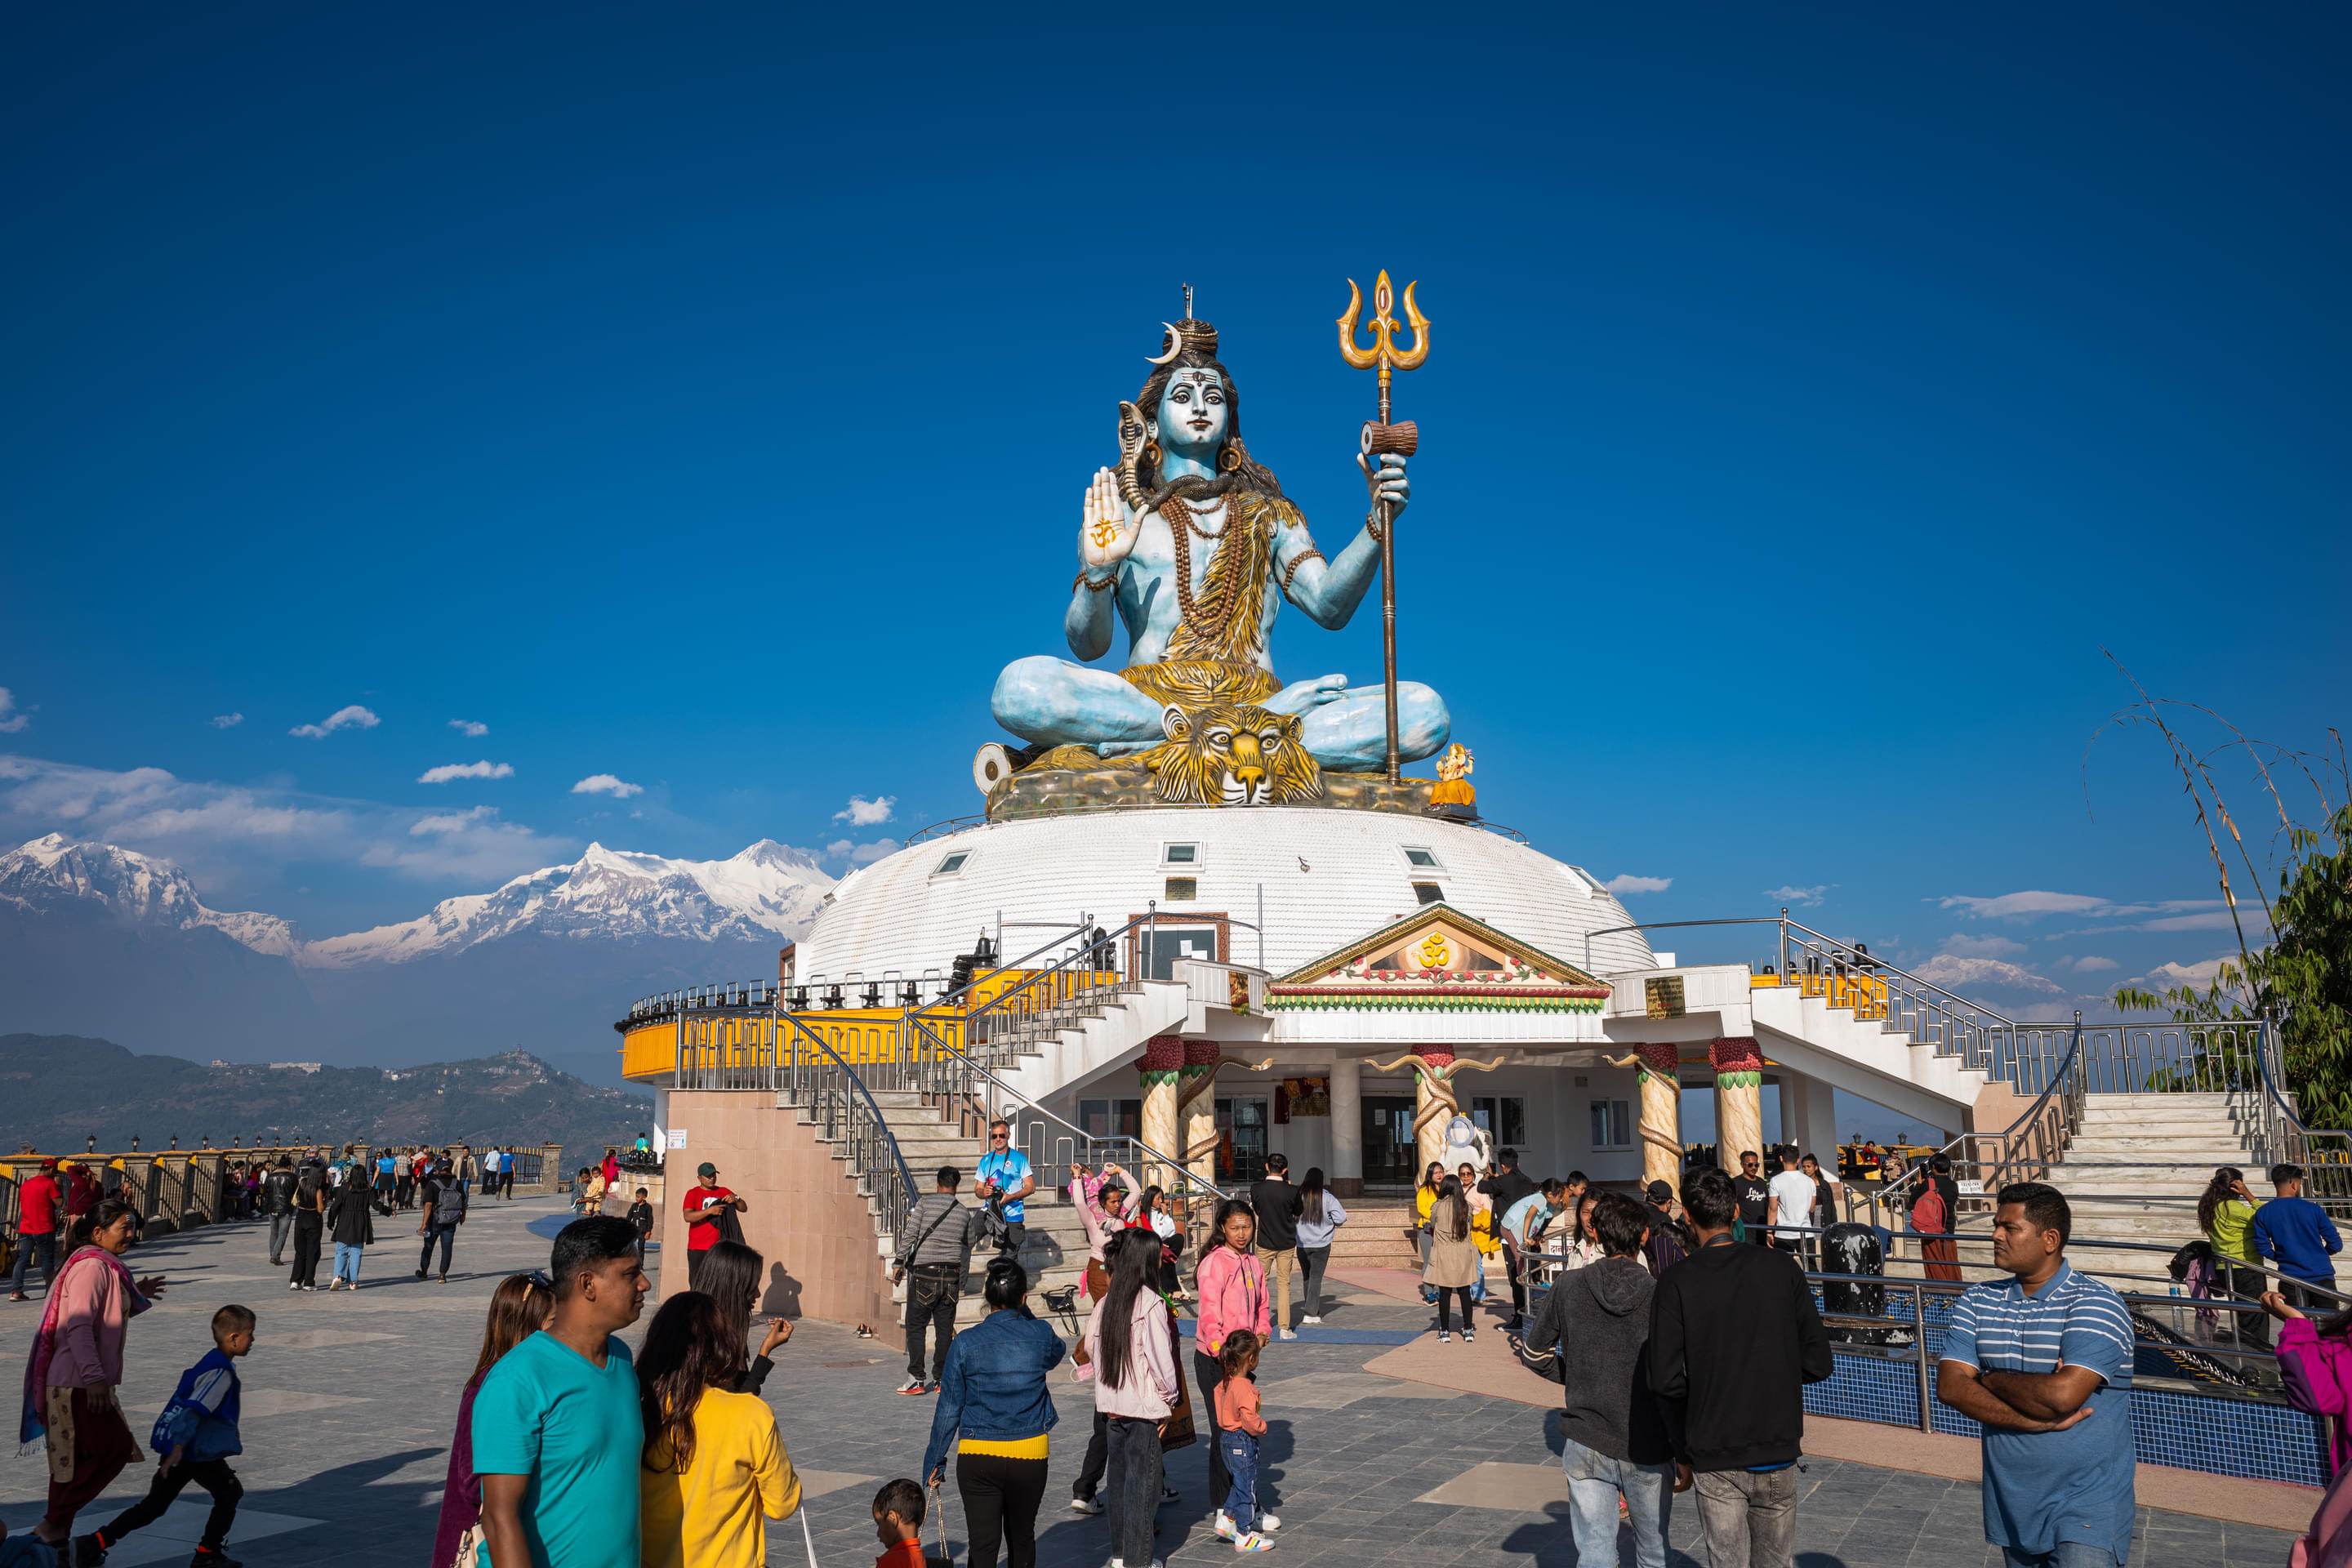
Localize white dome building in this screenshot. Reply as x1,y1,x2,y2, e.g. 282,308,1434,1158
798,806,1655,984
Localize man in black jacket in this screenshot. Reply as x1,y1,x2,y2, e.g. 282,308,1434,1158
1651,1166,1833,1568
1477,1150,1541,1329
1526,1191,1687,1568
1249,1154,1305,1340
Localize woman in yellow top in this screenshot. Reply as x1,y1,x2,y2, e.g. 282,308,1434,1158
2198,1165,2269,1353
639,1290,800,1568
1457,1162,1502,1257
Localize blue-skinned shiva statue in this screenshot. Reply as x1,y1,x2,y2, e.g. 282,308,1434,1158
991,312,1450,784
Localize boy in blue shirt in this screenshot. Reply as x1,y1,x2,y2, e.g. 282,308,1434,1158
2252,1162,2343,1309
87,1303,255,1566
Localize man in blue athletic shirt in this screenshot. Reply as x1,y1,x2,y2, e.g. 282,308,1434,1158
973,1118,1035,1269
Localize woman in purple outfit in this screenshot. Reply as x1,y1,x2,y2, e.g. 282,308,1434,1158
430,1272,554,1567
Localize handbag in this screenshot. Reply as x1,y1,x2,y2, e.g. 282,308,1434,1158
925,1479,955,1568
448,1521,485,1568
1158,1309,1196,1451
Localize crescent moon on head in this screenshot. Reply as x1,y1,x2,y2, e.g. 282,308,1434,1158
1145,323,1184,366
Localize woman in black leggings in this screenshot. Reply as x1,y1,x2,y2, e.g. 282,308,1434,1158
923,1258,1068,1568
1422,1175,1481,1342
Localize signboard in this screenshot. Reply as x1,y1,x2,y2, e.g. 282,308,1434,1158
664,1129,688,1151
1644,976,1686,1019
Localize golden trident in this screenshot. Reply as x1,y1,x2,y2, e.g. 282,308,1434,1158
1336,269,1430,782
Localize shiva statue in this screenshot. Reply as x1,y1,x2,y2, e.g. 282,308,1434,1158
990,312,1450,774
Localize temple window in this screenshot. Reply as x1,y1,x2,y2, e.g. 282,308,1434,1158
1411,881,1445,905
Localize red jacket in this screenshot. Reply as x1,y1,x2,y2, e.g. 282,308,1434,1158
16,1173,60,1234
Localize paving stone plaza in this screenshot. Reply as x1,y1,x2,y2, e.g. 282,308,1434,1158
0,1196,2295,1567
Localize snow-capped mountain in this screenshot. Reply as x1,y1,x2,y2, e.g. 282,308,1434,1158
0,835,833,968
0,833,307,956
303,840,832,967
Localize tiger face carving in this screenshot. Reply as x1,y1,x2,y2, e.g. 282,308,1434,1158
1138,702,1324,807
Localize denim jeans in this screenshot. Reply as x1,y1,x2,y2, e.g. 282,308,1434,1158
268,1209,294,1260
419,1223,456,1276
332,1241,363,1285
1692,1466,1799,1568
9,1231,57,1295
2001,1544,2118,1568
1559,1434,1673,1568
1102,1415,1162,1568
1218,1429,1261,1532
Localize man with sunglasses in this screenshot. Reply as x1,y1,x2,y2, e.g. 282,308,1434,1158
974,1121,1034,1271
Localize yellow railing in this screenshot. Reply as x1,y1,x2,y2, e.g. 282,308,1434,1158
1751,969,1890,1021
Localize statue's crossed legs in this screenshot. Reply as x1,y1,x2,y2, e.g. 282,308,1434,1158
992,655,1450,773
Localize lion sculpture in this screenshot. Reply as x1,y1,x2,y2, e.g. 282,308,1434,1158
1134,702,1323,807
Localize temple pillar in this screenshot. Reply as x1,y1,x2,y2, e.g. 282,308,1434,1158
1414,1046,1456,1174
1631,1041,1683,1192
1712,1037,1765,1174
1138,1034,1184,1193
1329,1055,1364,1198
1179,1038,1221,1196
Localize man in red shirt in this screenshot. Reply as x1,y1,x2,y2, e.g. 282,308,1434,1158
9,1158,64,1300
682,1161,746,1291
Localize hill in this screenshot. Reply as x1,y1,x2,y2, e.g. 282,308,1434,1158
0,1033,652,1177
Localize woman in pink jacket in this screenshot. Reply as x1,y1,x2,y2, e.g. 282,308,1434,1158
1071,1161,1143,1301
20,1196,170,1557
1192,1198,1276,1539
2265,1290,2352,1477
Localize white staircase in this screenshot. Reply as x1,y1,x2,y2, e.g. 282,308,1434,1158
2038,1093,2264,1248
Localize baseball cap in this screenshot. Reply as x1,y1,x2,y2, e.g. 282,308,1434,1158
1645,1180,1673,1204
697,1161,718,1178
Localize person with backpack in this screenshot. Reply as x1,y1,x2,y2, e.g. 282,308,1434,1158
82,1303,254,1566
417,1156,468,1283
326,1164,377,1290
262,1156,298,1266
893,1165,982,1395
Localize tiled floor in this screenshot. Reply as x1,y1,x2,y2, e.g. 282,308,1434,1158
0,1201,2305,1566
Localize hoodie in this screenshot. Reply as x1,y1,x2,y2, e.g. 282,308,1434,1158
1526,1254,1673,1464
1649,1235,1833,1471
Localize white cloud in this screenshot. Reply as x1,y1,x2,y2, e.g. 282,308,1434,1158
1938,890,2232,927
849,838,902,865
1604,874,1672,895
2055,956,2118,973
824,839,855,858
571,774,643,798
1765,884,1829,907
209,713,244,729
0,689,33,734
411,806,498,835
448,719,489,738
1911,955,2068,996
2132,910,2240,932
0,753,573,891
417,760,515,784
834,795,898,826
288,705,380,739
1940,933,2026,959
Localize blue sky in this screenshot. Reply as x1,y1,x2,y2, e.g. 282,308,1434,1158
3,6,2346,1032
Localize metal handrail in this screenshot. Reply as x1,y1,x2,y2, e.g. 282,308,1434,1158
773,1009,920,1236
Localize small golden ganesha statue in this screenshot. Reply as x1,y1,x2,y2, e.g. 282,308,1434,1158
1426,742,1477,820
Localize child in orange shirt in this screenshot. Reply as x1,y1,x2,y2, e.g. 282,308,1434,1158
872,1477,927,1568
1212,1331,1275,1552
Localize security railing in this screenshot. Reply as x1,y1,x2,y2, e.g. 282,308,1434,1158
772,1010,919,1242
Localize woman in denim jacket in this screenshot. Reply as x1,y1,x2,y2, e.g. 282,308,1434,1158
923,1259,1068,1568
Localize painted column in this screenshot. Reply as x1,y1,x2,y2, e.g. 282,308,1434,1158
1138,1034,1184,1192
1711,1037,1765,1173
1631,1041,1683,1192
1414,1047,1456,1174
1329,1054,1364,1198
1179,1038,1221,1195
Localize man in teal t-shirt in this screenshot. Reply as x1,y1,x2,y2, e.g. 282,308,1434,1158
475,1214,649,1568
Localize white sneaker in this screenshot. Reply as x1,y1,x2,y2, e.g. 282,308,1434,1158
287,1280,301,1290
1258,1512,1281,1531
1462,1329,1476,1343
1277,1329,1297,1340
1069,1495,1103,1515
1300,1316,1323,1325
1214,1512,1237,1541
1234,1530,1276,1553
1437,1330,1451,1343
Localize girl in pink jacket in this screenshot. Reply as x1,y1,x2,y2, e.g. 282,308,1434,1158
2267,1291,2352,1477
1193,1199,1278,1539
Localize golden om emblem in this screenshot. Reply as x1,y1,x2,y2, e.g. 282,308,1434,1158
1417,932,1451,969
1089,517,1120,548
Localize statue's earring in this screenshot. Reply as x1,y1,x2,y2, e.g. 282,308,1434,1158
1143,442,1163,466
1218,445,1242,473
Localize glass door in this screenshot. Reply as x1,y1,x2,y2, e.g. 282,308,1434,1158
1215,1096,1268,1184
1362,1096,1418,1189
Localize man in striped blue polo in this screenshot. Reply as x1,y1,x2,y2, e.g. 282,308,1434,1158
1936,1183,2136,1567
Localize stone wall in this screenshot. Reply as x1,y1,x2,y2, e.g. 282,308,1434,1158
658,1090,893,1330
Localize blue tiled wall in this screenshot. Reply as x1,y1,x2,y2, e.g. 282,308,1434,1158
1802,1351,2327,1488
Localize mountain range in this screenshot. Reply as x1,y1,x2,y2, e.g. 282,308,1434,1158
0,834,835,1086
0,1032,650,1176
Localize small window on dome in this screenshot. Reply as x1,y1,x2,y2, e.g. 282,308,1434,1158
1565,865,1606,895
1163,843,1199,866
1402,846,1445,871
933,852,971,876
1412,882,1445,906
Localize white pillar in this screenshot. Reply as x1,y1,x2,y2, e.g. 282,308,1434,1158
1788,1072,1840,1164
1329,1054,1363,1196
